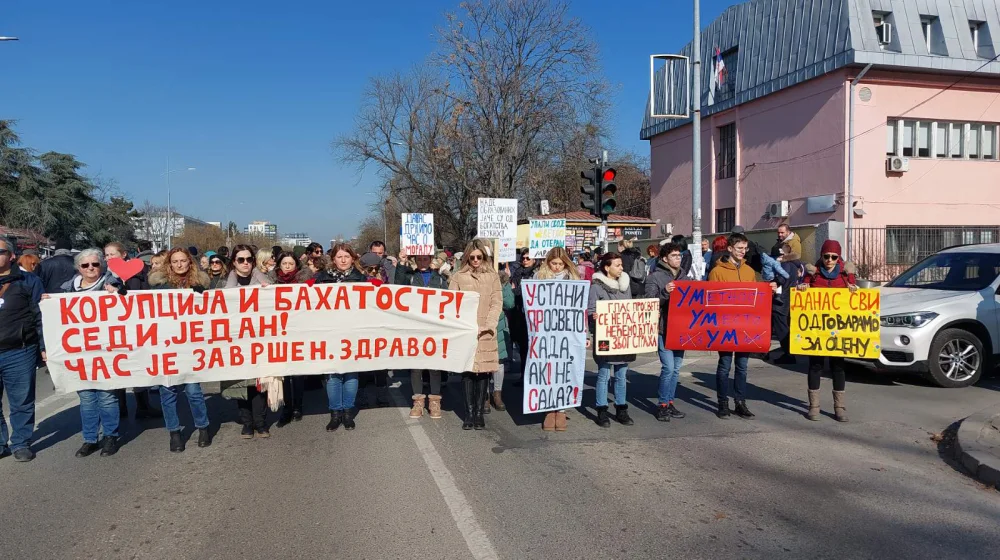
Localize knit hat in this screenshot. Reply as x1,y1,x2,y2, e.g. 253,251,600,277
359,252,382,268
204,250,217,259
820,239,842,258
188,246,199,257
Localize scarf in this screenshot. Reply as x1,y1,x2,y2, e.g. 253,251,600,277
819,261,842,280
553,270,569,280
328,269,352,283
277,269,298,284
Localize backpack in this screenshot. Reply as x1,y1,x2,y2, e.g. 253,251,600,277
629,256,648,283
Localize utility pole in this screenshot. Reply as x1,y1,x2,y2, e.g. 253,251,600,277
690,0,705,277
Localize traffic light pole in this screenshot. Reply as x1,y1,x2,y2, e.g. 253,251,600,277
690,0,705,278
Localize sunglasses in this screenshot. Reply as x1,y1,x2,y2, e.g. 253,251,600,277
235,257,253,264
79,262,100,269
521,256,531,261
210,260,223,265
469,255,484,262
822,254,839,261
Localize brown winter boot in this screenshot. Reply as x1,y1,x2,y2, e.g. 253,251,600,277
427,395,443,419
832,391,849,423
807,390,821,421
409,394,425,418
554,411,568,432
542,412,556,431
491,391,506,412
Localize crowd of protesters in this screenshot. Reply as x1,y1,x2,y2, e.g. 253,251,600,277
0,221,857,461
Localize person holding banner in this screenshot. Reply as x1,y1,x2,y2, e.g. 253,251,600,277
268,251,310,426
448,240,503,431
708,233,776,420
0,238,45,462
588,252,636,428
646,242,693,422
206,254,229,289
533,247,581,431
314,243,367,431
148,248,213,452
396,250,449,418
62,249,124,457
797,240,857,423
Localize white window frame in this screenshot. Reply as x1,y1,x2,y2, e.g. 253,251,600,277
885,118,999,161
971,23,980,49
921,18,933,51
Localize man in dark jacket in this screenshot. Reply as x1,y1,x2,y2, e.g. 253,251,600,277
0,238,44,462
644,242,691,422
770,243,802,365
36,238,76,294
510,249,538,375
619,239,644,297
395,254,448,289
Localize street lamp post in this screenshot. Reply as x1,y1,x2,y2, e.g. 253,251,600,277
162,157,196,249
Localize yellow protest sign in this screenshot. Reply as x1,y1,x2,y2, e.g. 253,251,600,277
789,288,881,359
594,299,659,355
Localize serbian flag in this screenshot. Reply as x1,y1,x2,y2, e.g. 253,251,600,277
709,47,726,106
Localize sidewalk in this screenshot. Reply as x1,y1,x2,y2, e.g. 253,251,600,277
955,403,1000,490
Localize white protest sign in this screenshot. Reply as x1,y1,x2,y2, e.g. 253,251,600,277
496,239,517,263
477,198,518,239
594,298,660,355
41,285,479,393
401,213,434,256
528,218,566,258
521,279,590,414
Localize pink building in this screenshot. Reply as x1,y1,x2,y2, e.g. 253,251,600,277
644,0,1000,279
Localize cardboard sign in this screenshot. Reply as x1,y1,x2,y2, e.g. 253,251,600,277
401,213,434,256
528,219,566,258
595,299,659,355
477,198,518,239
41,285,480,393
496,239,517,263
664,281,772,352
521,280,589,414
790,288,881,358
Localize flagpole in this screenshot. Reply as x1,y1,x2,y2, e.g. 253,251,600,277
691,0,704,276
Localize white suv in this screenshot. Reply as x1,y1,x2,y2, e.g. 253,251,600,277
874,244,1000,388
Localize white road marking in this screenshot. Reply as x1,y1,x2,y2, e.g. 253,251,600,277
392,389,500,560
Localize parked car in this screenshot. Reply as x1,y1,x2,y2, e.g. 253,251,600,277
869,244,1000,388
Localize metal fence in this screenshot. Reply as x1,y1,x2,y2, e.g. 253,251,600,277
848,226,1000,282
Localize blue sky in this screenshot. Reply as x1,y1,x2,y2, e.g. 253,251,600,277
2,0,731,246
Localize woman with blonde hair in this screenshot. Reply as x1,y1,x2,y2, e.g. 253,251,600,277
256,248,275,275
533,246,580,431
448,239,503,430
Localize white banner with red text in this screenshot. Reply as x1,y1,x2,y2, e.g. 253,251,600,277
41,284,480,393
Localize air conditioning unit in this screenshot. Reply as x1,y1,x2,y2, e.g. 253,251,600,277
766,200,789,218
876,21,893,45
887,155,910,172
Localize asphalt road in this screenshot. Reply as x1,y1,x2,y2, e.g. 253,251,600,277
3,356,999,559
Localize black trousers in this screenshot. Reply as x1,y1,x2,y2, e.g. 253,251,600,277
771,299,790,353
282,376,304,412
808,357,846,391
237,387,268,428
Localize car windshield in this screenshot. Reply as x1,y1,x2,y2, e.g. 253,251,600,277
887,252,1000,291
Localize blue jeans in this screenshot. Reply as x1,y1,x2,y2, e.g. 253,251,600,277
716,352,749,402
77,389,120,443
595,363,628,407
657,335,684,405
0,346,38,452
326,373,359,411
158,384,210,432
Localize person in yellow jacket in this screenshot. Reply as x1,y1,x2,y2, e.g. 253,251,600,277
708,233,776,420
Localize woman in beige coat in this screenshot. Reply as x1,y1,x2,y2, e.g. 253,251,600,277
448,239,503,430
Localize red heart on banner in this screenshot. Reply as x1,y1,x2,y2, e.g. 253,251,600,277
107,258,145,283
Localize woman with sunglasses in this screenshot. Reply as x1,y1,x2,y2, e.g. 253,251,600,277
255,248,275,275
206,255,229,289
268,251,308,426
532,247,581,431
448,240,503,430
148,248,213,452
61,249,124,457
220,244,274,439
797,240,857,423
314,243,367,431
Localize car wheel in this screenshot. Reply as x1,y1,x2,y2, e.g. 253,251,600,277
926,328,984,388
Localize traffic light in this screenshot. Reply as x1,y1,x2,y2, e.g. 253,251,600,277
599,166,617,217
580,167,599,217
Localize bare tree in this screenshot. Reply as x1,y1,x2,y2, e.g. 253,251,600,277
336,0,608,246
135,200,171,250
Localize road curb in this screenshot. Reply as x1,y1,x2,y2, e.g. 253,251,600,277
955,403,1000,490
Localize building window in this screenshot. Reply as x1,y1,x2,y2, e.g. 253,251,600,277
886,119,897,155
874,13,892,50
715,207,735,233
717,123,736,179
886,118,999,160
971,22,981,49
921,17,933,51
916,122,931,157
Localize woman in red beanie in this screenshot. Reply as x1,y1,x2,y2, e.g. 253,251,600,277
797,239,857,423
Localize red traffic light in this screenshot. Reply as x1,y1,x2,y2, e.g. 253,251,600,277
602,168,616,182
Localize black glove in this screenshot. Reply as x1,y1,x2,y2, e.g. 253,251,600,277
117,285,128,297
192,285,206,294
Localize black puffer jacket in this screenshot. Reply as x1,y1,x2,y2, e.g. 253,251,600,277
394,264,448,289
313,267,367,284
0,268,45,351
